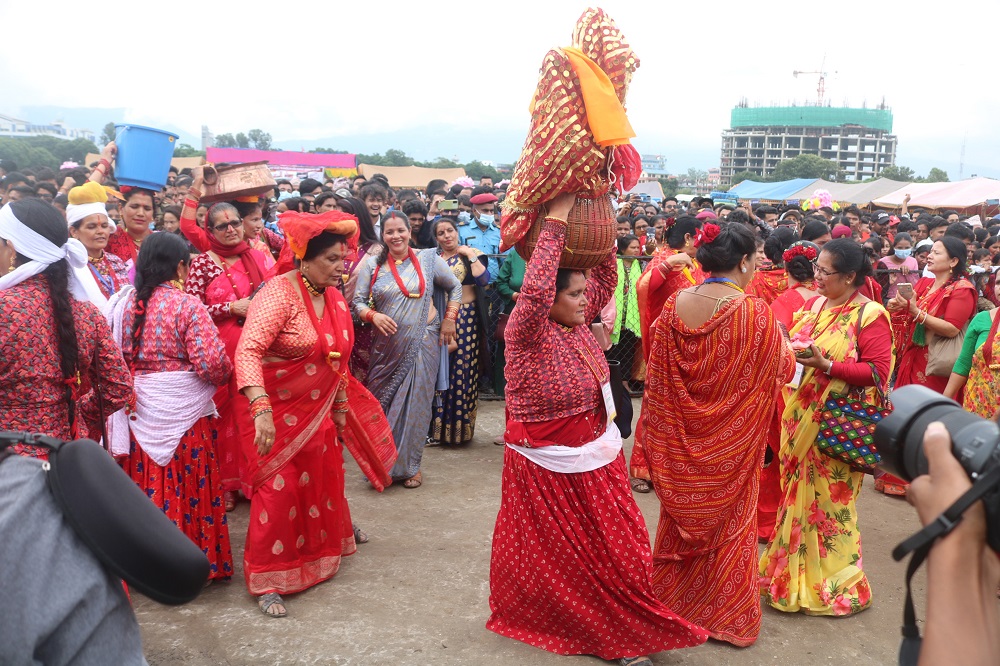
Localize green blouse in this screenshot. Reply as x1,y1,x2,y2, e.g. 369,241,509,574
953,309,999,377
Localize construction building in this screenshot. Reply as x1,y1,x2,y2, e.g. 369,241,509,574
720,104,897,186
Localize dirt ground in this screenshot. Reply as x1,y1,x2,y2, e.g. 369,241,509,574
136,399,929,665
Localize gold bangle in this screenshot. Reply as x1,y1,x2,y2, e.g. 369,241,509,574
544,215,567,225
331,407,349,414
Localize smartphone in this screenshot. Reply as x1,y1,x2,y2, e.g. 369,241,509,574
438,199,458,211
897,283,914,299
646,228,656,241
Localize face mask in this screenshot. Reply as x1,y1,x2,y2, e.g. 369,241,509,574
478,213,495,226
457,211,471,225
895,249,912,259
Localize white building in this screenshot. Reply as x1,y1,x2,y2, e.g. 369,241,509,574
0,113,96,142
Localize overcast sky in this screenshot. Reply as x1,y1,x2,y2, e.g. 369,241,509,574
2,0,998,178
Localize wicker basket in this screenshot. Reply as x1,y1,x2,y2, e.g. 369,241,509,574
201,161,277,204
516,193,616,270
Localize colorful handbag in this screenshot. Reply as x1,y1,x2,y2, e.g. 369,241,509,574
814,363,891,474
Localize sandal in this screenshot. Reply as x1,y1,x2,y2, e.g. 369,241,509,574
402,472,423,489
223,491,237,513
630,478,651,494
620,658,652,666
353,523,369,544
257,593,287,618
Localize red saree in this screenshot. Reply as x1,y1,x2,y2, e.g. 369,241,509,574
243,280,395,595
644,294,794,646
203,253,267,494
630,252,705,482
747,268,788,305
895,277,977,393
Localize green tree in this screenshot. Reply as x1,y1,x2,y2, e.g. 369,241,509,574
923,167,949,183
879,165,916,181
247,129,272,151
100,122,116,145
214,133,236,148
657,177,679,199
309,147,349,154
770,154,838,181
0,138,58,170
234,132,250,149
728,170,765,187
462,161,501,182
173,143,205,158
685,168,708,185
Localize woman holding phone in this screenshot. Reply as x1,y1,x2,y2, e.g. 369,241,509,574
883,237,976,496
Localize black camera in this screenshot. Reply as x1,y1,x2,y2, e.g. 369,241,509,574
874,385,1000,553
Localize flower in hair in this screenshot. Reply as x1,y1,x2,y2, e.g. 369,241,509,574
694,222,721,247
783,244,818,264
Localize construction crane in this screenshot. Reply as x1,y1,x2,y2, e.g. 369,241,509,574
793,56,835,106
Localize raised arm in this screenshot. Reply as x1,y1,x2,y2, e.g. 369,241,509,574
179,168,211,253
506,193,576,345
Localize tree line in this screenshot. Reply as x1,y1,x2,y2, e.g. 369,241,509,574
728,154,950,187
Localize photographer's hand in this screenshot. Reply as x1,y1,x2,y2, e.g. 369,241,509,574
908,422,1000,666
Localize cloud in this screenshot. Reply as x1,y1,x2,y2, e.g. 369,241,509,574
2,0,998,176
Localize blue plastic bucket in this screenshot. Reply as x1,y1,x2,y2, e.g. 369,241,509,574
113,124,179,191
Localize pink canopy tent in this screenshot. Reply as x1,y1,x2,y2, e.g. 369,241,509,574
871,176,1000,213
205,147,356,169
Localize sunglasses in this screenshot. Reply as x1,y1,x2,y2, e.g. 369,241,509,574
213,220,243,231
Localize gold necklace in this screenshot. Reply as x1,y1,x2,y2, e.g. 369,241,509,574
301,272,325,296
88,252,105,265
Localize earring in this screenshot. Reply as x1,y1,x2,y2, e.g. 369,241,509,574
741,265,747,273
7,255,14,273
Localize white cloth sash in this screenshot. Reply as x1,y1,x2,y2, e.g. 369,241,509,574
108,371,218,466
506,422,622,474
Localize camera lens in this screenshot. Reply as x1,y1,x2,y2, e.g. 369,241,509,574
874,385,1000,482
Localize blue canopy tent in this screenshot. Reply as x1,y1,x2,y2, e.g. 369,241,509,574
727,178,818,203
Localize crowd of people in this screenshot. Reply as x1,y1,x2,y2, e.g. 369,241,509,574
1,147,999,664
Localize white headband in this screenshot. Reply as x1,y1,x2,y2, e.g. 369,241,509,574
0,203,108,307
66,202,112,227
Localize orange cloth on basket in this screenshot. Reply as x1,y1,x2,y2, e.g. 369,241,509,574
561,47,635,148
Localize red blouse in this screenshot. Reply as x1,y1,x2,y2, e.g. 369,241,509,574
120,285,232,386
105,230,145,267
0,276,133,448
235,276,330,390
503,220,617,424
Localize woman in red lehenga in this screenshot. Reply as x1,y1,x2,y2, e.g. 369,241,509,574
235,210,396,618
644,223,794,646
487,193,708,664
880,237,977,495
109,233,234,581
181,193,269,511
757,241,820,541
629,215,705,492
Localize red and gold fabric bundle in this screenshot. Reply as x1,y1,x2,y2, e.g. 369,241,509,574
501,7,642,252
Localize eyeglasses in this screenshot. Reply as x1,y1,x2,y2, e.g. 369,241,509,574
813,265,840,277
213,220,243,231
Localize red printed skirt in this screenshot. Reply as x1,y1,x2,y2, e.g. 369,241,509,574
487,448,708,659
118,416,234,580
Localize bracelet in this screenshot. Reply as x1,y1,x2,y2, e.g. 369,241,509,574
252,409,273,420
544,215,567,225
249,397,273,419
249,393,269,405
331,407,350,414
183,197,198,210
187,187,203,200
99,158,112,171
333,396,349,404
364,309,377,323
